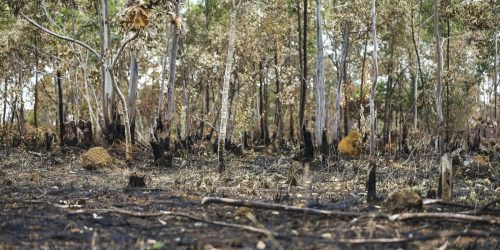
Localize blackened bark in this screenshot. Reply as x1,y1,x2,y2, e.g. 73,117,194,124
299,0,308,130
57,71,65,147
367,161,377,201
302,126,314,162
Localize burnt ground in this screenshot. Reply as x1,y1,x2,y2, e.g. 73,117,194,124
0,146,499,249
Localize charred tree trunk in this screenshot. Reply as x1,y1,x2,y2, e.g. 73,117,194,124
367,0,379,202
299,0,308,131
57,71,65,147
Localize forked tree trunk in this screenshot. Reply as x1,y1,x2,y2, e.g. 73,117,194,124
218,0,237,173
314,0,325,146
367,0,379,201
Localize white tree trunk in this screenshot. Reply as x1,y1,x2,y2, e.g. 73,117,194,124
218,0,237,173
434,0,444,155
101,0,113,136
314,0,325,146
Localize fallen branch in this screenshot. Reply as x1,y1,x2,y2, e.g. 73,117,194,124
390,212,500,225
201,197,377,218
324,229,500,245
67,207,284,238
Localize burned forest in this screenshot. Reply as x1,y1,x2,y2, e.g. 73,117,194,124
0,0,499,249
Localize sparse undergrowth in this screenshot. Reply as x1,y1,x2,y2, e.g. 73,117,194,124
1,146,499,249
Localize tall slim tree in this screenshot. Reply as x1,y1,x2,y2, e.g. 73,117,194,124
165,1,181,148
128,49,139,143
333,23,348,145
218,0,237,173
434,0,444,155
314,0,325,146
299,0,307,131
367,0,378,201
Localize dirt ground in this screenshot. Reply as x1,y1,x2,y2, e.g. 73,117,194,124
1,146,499,249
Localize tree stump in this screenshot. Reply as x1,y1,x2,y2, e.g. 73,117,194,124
439,153,453,200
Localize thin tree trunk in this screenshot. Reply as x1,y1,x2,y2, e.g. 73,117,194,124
100,0,113,138
495,31,498,121
259,61,266,144
383,37,395,145
218,0,237,173
82,66,98,137
333,23,348,144
411,5,425,131
445,19,450,142
57,71,65,147
275,47,284,146
299,0,308,130
434,0,444,155
165,1,180,149
314,0,325,146
18,64,25,137
358,32,368,131
2,77,7,125
128,49,139,143
34,37,39,128
367,0,379,201
157,23,172,124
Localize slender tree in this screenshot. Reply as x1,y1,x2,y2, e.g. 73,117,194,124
314,0,325,146
434,0,444,155
165,1,181,149
128,49,139,143
333,23,348,144
218,0,237,173
299,0,307,130
367,0,378,201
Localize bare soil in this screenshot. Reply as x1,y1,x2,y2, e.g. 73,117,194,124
0,146,499,249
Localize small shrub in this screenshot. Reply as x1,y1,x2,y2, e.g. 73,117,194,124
338,130,362,157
